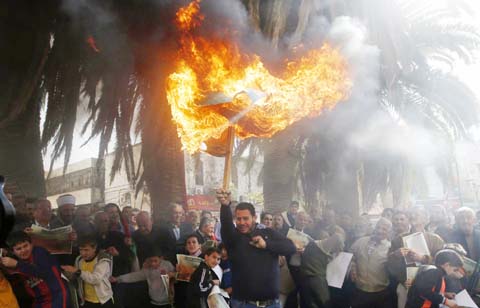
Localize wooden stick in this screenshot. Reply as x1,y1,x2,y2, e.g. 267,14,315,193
223,126,235,189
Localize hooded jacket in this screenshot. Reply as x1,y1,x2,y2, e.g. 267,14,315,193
74,250,113,305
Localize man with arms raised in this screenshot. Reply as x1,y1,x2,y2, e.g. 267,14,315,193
216,189,296,308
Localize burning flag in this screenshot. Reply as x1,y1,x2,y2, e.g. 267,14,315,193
166,0,352,155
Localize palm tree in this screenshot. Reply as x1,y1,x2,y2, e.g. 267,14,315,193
0,1,58,197
2,0,478,219
243,0,480,213
41,1,190,218
0,1,187,217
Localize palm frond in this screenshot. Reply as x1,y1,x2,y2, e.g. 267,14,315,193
410,22,480,65
41,13,86,176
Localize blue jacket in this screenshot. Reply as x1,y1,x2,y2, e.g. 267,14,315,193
13,246,70,308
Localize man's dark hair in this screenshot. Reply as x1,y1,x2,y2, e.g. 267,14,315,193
104,203,119,211
435,249,463,268
78,235,98,248
218,242,227,251
290,201,299,207
7,231,31,248
235,202,255,216
185,233,202,245
260,212,273,221
204,247,221,256
33,198,50,210
25,197,37,204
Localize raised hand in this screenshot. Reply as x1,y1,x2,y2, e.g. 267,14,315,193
215,189,231,206
0,257,17,268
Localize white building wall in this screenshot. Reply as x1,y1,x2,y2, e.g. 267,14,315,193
45,158,104,208
46,143,264,211
104,143,151,211
47,188,95,208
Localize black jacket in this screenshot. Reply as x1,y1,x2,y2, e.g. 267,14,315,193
187,262,218,308
220,203,296,301
157,222,194,264
406,266,446,308
96,231,133,276
132,227,165,266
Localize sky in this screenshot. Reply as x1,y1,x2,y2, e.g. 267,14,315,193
43,0,480,171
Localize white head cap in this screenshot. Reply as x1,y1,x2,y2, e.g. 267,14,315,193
57,194,76,207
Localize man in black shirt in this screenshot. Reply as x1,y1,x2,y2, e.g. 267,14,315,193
132,211,161,266
217,189,296,308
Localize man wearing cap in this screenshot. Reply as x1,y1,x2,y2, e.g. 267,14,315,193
56,194,76,226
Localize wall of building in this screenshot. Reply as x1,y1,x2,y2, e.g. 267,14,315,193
104,143,151,211
45,143,264,211
45,158,104,208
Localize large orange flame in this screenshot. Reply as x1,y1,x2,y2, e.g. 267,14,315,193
167,0,351,154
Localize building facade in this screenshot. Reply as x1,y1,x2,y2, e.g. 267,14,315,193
45,158,104,208
45,144,263,211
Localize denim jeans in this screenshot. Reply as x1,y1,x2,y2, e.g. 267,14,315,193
231,299,281,308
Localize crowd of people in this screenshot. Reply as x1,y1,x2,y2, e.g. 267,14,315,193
1,189,480,308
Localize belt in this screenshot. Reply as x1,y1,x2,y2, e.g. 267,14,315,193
244,299,277,307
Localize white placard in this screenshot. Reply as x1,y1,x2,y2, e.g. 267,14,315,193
455,289,478,308
327,252,353,288
406,267,419,281
403,232,430,259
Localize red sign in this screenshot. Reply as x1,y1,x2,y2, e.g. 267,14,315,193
186,195,219,211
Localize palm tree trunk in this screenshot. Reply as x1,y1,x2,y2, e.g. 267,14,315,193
390,159,415,209
0,1,52,197
0,95,46,197
263,130,298,213
141,74,186,222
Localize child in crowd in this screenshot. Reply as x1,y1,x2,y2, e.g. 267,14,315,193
406,249,463,308
61,235,114,308
218,243,232,295
187,247,222,308
185,234,203,257
175,234,204,308
111,249,175,308
1,231,70,308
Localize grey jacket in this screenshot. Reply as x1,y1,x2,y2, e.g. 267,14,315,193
74,251,114,305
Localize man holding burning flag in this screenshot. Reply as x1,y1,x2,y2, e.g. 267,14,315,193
216,188,296,308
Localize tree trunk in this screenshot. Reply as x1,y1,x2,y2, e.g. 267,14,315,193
0,93,46,197
390,159,415,209
263,129,298,213
0,1,52,197
141,69,186,222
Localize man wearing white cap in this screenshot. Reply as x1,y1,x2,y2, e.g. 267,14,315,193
56,194,76,226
